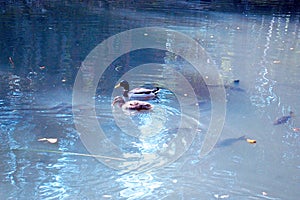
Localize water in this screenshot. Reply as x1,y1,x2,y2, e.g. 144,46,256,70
1,2,300,200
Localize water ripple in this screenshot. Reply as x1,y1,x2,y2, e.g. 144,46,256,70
250,16,278,108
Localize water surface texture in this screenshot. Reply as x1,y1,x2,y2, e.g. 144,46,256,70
0,1,299,200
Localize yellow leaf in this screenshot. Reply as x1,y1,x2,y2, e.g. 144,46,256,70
246,139,256,144
38,138,58,144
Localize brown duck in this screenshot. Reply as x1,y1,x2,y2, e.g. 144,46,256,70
112,96,153,111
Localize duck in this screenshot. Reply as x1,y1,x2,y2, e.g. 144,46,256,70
273,111,295,125
112,96,153,111
114,80,159,101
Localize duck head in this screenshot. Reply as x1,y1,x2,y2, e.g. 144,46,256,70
112,96,125,107
114,80,129,91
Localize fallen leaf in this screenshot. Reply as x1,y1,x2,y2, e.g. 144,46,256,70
246,138,256,144
9,57,15,68
293,128,300,132
214,194,229,199
262,191,268,196
47,138,58,144
114,65,122,71
102,194,112,198
273,60,281,64
220,194,229,199
38,138,58,144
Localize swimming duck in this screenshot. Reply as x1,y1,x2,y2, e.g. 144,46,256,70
112,96,153,111
114,80,159,101
273,111,295,125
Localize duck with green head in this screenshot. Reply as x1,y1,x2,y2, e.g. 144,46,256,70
114,80,159,101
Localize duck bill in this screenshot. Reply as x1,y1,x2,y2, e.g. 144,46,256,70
114,83,121,88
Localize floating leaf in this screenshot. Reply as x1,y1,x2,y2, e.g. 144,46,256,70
9,57,15,68
262,191,268,196
246,138,256,144
293,128,300,132
38,138,58,144
214,194,230,199
102,194,112,198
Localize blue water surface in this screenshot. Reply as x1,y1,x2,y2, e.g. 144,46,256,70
0,1,299,199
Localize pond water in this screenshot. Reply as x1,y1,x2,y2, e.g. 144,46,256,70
0,2,299,200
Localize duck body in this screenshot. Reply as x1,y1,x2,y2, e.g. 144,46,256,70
115,80,159,101
274,111,294,125
112,96,153,111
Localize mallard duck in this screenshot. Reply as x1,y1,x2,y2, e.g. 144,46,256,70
114,80,159,100
274,111,295,125
112,96,153,111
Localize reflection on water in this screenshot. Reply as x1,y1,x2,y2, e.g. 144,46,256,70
117,171,163,200
0,2,300,200
250,16,279,108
